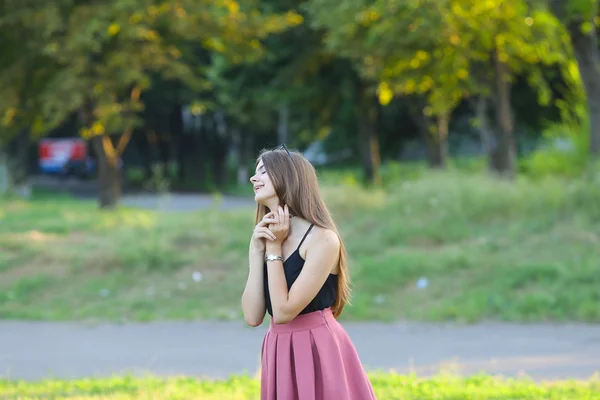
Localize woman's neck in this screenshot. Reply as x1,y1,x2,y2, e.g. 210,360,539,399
263,201,305,232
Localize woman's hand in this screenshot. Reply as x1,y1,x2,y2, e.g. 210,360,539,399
250,211,278,252
268,205,290,245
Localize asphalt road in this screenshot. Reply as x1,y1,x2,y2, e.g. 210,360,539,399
1,319,599,382
31,175,256,211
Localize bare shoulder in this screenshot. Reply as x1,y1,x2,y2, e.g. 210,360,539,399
317,226,340,245
302,226,340,275
306,226,340,254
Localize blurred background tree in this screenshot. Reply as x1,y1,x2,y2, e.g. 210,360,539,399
0,0,597,206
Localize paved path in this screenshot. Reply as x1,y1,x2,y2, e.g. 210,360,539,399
2,320,599,382
31,175,257,211
120,193,255,211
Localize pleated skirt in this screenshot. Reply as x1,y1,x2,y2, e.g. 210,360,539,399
260,307,377,400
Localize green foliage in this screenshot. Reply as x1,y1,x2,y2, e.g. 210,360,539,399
306,0,571,114
520,96,590,178
0,2,60,142
519,121,589,178
1,374,600,399
304,0,579,174
0,0,301,139
565,0,598,21
1,0,596,182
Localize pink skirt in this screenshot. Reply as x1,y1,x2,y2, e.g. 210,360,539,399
260,308,377,400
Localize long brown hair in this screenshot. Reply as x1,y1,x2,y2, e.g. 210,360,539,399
254,148,351,318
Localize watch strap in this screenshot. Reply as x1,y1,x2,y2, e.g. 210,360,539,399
265,253,284,262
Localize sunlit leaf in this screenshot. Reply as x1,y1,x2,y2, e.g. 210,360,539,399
377,82,394,105
107,23,120,36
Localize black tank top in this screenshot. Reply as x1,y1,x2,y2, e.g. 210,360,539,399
264,224,338,317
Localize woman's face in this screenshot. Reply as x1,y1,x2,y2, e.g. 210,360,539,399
250,158,277,206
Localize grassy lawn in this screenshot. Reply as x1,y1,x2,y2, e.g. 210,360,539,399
2,374,600,399
1,167,600,323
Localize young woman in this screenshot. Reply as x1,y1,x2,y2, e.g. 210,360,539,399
241,146,377,400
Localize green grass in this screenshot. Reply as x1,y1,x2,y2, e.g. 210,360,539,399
1,374,599,399
1,167,600,323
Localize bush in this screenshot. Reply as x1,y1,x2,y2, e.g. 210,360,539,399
520,107,590,179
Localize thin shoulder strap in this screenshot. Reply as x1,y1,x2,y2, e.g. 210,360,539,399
297,224,314,249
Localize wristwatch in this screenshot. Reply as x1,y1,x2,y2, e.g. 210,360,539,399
265,253,284,262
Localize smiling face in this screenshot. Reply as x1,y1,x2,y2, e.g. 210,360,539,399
250,158,278,207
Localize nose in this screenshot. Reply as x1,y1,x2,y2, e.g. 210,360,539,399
250,174,258,183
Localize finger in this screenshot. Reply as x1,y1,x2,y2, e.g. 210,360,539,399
257,232,274,241
258,232,275,241
284,205,289,227
278,206,284,226
259,227,277,241
258,214,277,227
264,227,277,240
259,211,273,222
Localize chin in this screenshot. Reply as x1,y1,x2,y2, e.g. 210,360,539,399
254,193,268,206
254,192,276,207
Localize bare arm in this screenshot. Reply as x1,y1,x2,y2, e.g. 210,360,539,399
241,244,267,327
266,227,339,324
241,212,277,327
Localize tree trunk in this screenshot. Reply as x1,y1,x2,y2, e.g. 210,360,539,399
0,146,9,195
489,50,516,178
568,20,600,156
9,62,33,197
473,96,494,154
91,135,120,209
357,109,381,185
428,113,449,169
172,104,188,183
9,127,30,195
550,0,600,156
15,128,31,197
357,93,381,185
411,105,448,168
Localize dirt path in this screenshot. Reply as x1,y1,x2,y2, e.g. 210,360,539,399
2,319,599,382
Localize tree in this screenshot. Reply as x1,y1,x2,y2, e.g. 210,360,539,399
371,0,468,169
208,0,372,185
304,0,383,184
466,0,569,177
0,1,61,193
311,0,570,177
0,0,301,208
549,0,600,157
